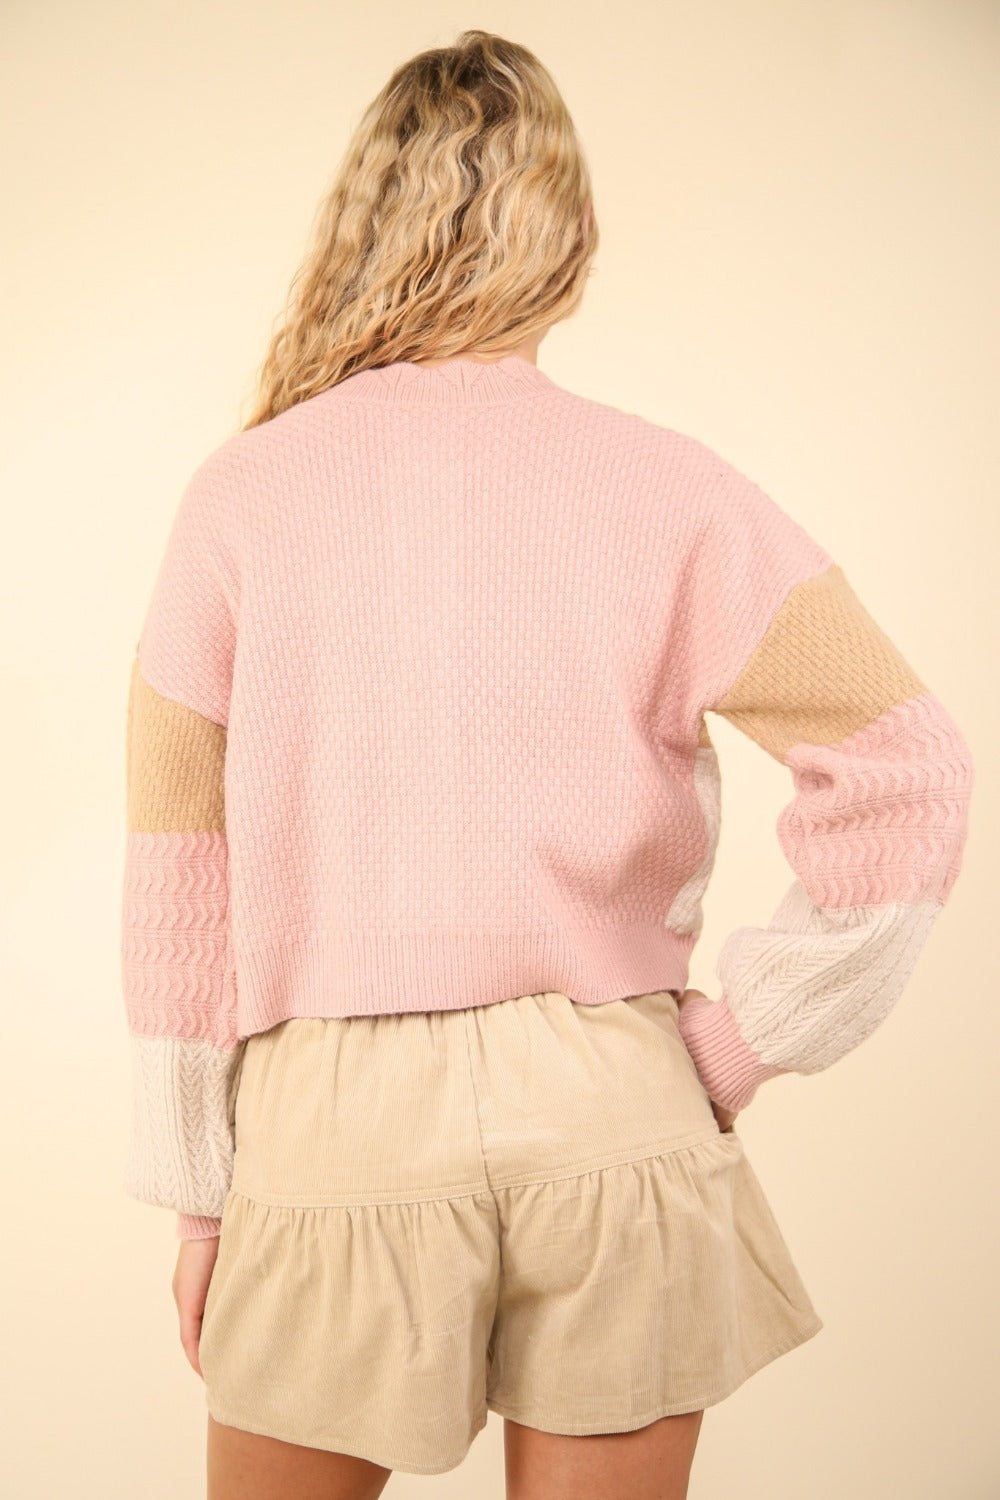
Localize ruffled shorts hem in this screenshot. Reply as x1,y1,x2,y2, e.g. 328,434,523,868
206,1400,490,1477
205,1315,824,1476
484,1314,826,1435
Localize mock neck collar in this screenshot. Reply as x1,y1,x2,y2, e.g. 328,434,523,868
333,353,563,406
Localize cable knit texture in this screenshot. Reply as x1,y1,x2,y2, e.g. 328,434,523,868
120,354,975,1238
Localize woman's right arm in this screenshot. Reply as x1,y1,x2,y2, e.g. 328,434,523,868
674,440,975,1113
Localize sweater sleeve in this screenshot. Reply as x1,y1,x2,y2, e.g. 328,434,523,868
675,439,975,1112
121,453,246,1240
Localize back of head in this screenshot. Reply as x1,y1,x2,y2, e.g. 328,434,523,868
241,28,599,429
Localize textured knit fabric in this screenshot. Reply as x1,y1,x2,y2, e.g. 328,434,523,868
120,354,975,1239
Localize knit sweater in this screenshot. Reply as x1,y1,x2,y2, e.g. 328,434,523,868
121,353,974,1240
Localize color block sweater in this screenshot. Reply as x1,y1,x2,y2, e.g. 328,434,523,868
121,354,974,1240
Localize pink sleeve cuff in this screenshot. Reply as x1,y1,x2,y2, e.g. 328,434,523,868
677,994,787,1111
177,1212,223,1239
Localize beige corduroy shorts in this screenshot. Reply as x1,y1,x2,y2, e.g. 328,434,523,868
198,988,824,1475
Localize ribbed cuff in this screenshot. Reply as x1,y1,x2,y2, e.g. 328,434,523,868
676,994,787,1111
177,1212,223,1240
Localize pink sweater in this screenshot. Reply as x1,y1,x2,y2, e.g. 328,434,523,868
121,354,974,1239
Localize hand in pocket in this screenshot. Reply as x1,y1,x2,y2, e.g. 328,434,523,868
676,988,740,1134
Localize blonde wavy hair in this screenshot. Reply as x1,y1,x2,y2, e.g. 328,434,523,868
239,29,599,430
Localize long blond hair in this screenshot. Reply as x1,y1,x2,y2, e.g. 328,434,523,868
239,29,599,430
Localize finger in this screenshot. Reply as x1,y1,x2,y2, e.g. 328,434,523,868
179,1310,205,1379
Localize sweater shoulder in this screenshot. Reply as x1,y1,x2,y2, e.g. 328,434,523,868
546,396,795,532
540,387,699,451
173,427,252,520
527,389,745,501
171,419,284,541
541,393,758,488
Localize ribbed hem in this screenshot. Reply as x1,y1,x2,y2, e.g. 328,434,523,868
331,354,565,406
676,994,788,1111
234,924,695,1032
177,1212,222,1240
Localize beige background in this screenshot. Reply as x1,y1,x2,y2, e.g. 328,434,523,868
2,1,995,1495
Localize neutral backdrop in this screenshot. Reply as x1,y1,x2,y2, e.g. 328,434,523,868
2,2,995,1496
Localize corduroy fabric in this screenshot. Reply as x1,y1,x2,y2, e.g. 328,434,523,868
198,990,824,1473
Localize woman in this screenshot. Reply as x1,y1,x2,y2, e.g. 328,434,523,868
121,28,974,1500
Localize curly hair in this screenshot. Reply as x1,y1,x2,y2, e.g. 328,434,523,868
240,28,598,429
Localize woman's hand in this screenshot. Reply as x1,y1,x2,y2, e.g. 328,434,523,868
172,1235,220,1378
676,988,740,1134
